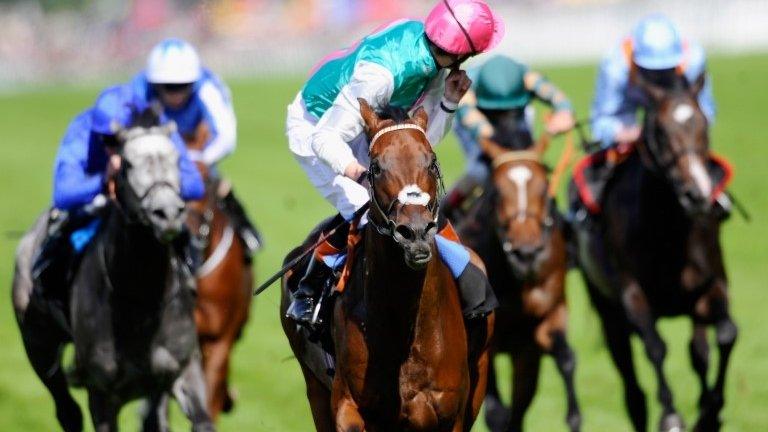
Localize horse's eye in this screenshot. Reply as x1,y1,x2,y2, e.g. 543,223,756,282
370,160,382,176
429,157,441,175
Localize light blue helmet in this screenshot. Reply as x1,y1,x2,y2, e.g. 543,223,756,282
90,85,136,135
631,14,683,70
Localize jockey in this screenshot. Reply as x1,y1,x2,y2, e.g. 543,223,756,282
130,38,263,257
285,0,505,324
443,54,575,219
34,85,205,295
591,13,715,148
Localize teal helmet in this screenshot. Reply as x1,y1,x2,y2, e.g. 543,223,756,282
474,55,531,110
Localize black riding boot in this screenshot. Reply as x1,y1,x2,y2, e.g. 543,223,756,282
286,216,349,325
221,189,263,258
173,229,201,290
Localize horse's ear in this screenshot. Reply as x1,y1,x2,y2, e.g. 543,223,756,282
632,69,665,103
412,106,428,131
531,132,550,156
358,98,380,134
690,73,706,97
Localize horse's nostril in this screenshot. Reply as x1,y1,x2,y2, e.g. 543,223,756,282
395,224,416,242
152,209,168,221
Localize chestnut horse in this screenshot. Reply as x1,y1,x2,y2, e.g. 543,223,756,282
185,124,254,419
449,137,580,432
570,73,737,432
281,100,493,431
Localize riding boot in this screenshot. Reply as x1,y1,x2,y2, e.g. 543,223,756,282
173,229,200,290
220,187,263,259
286,219,350,325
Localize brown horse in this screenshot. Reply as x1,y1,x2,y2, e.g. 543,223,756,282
449,137,580,432
185,124,254,419
570,73,737,432
281,100,493,431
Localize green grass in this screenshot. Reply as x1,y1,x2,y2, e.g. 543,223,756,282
1,52,766,431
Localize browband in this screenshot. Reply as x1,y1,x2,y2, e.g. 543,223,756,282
369,123,427,149
491,150,541,168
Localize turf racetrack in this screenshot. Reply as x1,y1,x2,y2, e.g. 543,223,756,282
0,53,766,431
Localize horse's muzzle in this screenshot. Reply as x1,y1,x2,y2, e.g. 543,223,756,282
394,221,437,270
504,242,545,279
145,189,187,242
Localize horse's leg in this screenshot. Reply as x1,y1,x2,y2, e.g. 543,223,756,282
20,325,83,432
537,304,581,432
621,280,683,432
484,349,509,432
689,322,710,410
332,375,364,432
199,336,234,420
506,345,541,432
465,313,494,431
140,392,170,432
591,288,647,432
694,279,738,432
88,390,119,432
171,355,216,432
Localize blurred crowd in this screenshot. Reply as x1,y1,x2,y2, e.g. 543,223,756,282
0,0,766,89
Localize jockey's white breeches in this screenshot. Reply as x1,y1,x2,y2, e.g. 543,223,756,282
286,94,370,220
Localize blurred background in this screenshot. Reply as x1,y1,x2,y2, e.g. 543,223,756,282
0,0,766,431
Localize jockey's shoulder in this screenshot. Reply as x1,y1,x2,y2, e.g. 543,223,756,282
600,43,631,82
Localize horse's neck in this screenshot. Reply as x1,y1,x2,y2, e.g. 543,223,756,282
362,228,443,341
104,209,172,296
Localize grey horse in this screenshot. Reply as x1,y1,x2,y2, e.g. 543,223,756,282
12,107,214,431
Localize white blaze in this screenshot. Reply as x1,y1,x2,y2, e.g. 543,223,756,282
689,157,712,199
673,103,694,124
507,166,533,221
398,184,431,206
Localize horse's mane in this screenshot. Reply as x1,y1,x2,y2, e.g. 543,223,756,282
376,105,410,124
128,104,163,129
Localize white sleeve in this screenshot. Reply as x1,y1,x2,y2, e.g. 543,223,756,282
412,70,455,147
312,61,395,175
198,81,237,165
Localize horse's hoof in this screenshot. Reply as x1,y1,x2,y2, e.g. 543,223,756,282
659,413,685,432
693,410,722,432
222,386,238,413
566,411,582,432
484,397,509,432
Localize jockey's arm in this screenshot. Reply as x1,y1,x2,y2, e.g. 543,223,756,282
169,132,205,201
524,70,573,114
311,61,395,175
415,69,460,146
195,80,237,166
590,51,637,148
53,114,105,210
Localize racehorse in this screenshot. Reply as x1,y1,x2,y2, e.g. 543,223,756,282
280,99,493,431
570,73,737,432
185,123,254,419
448,136,581,432
12,107,214,431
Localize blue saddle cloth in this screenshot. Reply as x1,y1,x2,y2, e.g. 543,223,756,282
69,219,102,253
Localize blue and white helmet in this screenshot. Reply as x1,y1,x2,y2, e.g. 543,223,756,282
631,14,683,70
146,38,202,84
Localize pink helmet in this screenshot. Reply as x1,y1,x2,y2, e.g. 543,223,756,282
425,0,505,56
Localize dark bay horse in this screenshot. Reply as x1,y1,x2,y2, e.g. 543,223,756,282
449,138,580,432
185,124,254,419
13,108,214,431
570,73,736,432
281,100,493,431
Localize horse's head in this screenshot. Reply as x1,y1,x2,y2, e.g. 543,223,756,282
636,72,714,216
360,99,442,270
112,105,187,242
489,141,553,278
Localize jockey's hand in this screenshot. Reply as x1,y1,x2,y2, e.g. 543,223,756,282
444,69,472,104
343,160,367,181
106,154,122,199
545,110,576,135
615,124,642,144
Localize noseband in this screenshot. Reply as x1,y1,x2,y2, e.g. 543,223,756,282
366,123,445,240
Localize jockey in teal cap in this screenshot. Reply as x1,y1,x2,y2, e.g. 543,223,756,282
285,0,505,325
443,55,575,219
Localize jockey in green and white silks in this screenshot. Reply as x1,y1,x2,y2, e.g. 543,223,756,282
285,0,505,325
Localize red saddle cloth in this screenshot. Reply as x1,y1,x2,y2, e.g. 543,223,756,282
572,143,734,214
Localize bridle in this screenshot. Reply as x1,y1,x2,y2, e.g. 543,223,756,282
365,123,445,240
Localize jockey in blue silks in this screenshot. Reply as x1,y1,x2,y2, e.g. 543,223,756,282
591,13,715,148
128,38,263,257
34,83,205,295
